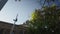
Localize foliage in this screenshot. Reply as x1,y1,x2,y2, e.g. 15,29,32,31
26,4,60,34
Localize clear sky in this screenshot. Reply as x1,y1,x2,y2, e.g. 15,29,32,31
0,0,40,25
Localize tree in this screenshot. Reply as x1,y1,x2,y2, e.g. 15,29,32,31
39,0,60,9
26,4,60,34
25,0,60,34
26,9,44,34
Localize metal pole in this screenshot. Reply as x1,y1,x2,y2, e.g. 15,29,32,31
10,21,16,34
10,14,18,34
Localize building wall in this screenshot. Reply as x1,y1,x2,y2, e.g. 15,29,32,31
0,0,8,10
0,21,27,34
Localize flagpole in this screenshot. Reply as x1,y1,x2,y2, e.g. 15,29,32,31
10,21,16,34
10,0,20,34
10,14,18,34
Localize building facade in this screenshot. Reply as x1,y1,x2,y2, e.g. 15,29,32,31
0,0,8,10
0,21,27,34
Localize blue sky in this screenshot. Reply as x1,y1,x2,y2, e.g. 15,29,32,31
0,0,40,25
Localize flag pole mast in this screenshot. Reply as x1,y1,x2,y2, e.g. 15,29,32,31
10,14,18,34
10,0,21,34
10,21,16,34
